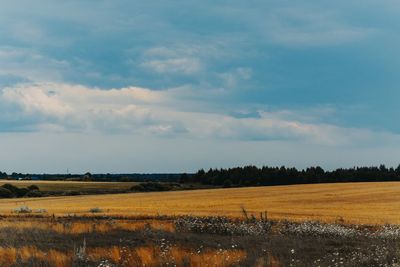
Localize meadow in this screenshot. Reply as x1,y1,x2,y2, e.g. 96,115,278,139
1,182,400,224
0,214,399,266
1,181,400,266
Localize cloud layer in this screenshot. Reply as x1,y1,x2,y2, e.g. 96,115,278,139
0,82,395,148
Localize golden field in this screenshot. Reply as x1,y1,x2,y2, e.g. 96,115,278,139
0,179,137,192
2,182,400,224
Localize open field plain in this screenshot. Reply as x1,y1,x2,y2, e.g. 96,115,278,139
2,181,400,224
0,182,399,266
0,180,137,192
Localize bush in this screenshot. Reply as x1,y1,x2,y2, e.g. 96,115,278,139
0,187,13,198
24,190,43,198
130,184,144,191
2,183,19,193
130,182,172,192
27,185,40,191
1,184,29,197
62,191,81,196
15,188,29,197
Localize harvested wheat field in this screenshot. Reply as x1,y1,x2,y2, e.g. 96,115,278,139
2,182,400,224
0,180,137,192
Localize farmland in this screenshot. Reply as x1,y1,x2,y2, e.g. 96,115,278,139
1,181,400,224
0,180,138,192
0,181,399,265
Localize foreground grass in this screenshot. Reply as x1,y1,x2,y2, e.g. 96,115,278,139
0,215,399,266
0,182,400,224
0,216,249,266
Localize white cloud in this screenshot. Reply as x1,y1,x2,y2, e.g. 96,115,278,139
141,57,202,75
218,67,253,89
0,47,68,82
0,82,395,147
138,44,224,75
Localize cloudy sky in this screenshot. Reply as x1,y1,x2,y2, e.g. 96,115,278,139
1,1,400,173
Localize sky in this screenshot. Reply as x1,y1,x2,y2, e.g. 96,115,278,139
1,0,400,173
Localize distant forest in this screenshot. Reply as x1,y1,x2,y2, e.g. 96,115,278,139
180,165,400,187
0,172,181,182
3,165,400,187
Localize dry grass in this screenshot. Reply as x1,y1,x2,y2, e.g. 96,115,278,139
0,245,246,267
169,247,246,266
0,246,71,267
0,215,398,266
0,182,399,224
0,218,175,234
85,246,246,266
0,180,137,192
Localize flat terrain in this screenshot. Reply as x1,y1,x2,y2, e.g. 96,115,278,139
2,182,400,224
0,180,137,192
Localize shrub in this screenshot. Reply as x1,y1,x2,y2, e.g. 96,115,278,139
1,184,29,197
27,185,40,191
130,182,172,192
0,187,13,198
15,188,29,197
62,191,81,196
130,184,144,191
24,190,43,197
1,184,19,195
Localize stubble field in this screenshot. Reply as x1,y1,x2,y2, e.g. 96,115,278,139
0,180,137,192
2,181,400,224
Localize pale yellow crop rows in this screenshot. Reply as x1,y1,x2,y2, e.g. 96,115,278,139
2,182,400,225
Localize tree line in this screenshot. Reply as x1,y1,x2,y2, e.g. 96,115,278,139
180,165,400,187
0,172,180,182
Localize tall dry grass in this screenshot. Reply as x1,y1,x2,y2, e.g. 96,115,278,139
0,218,175,234
0,246,71,267
86,246,246,266
0,245,246,266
